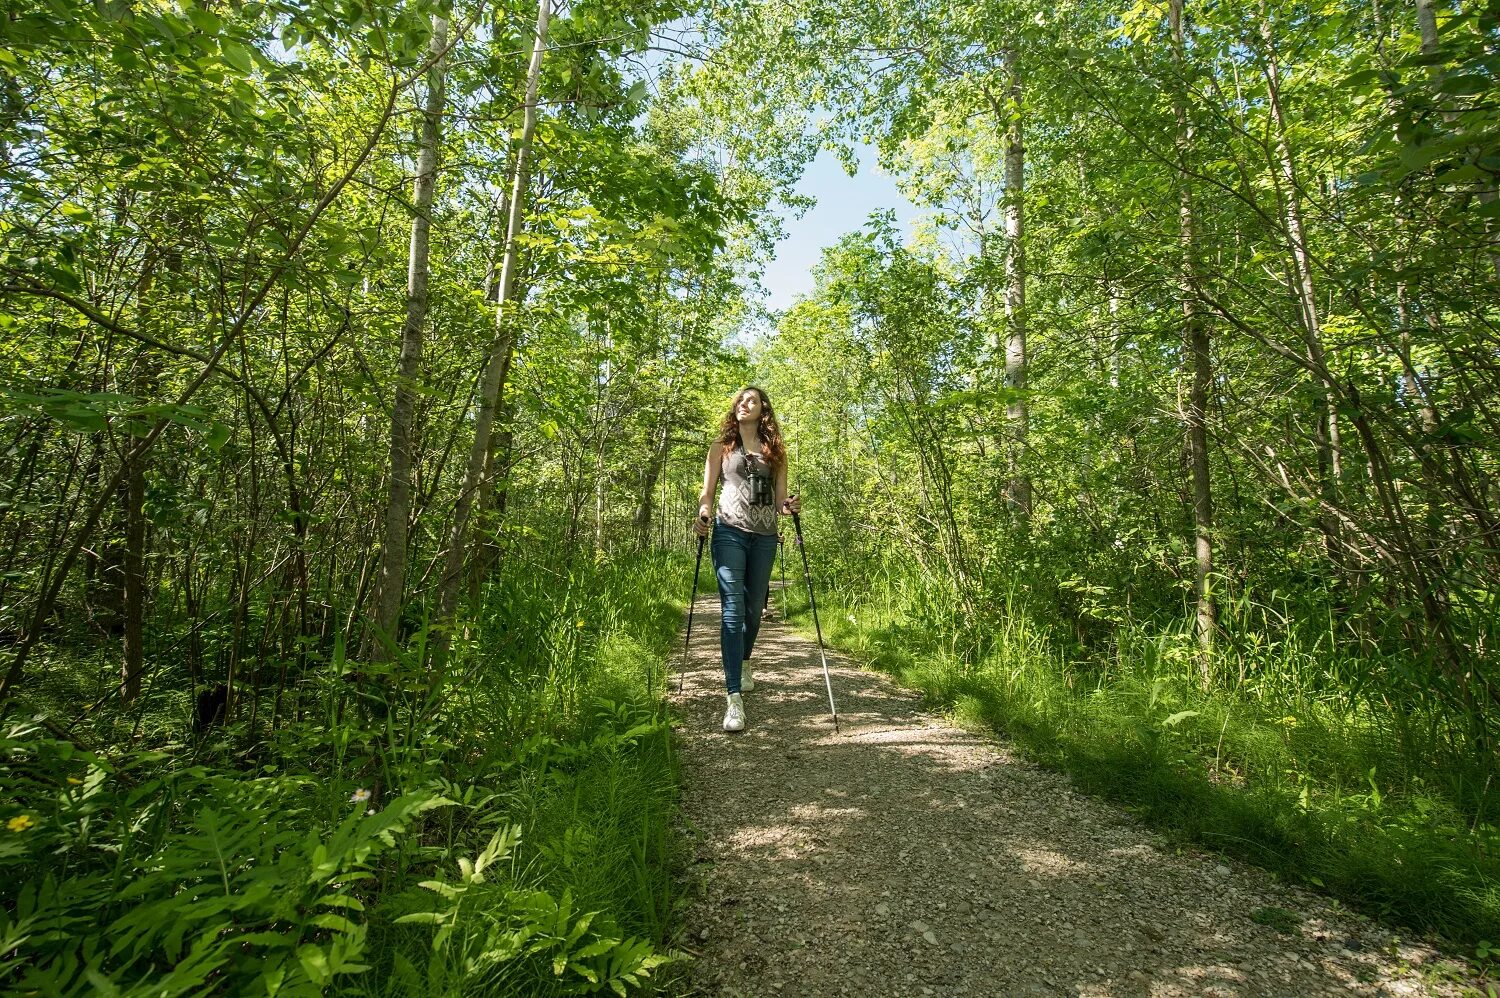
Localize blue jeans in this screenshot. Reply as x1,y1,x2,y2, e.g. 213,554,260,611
711,519,778,694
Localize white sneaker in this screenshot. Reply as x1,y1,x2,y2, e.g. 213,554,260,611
741,664,755,692
723,693,745,732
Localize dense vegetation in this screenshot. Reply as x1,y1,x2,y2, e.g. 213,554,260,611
2,0,1498,992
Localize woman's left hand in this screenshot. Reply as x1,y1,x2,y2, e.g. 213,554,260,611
780,494,801,515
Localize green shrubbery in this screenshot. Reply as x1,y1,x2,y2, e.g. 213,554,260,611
1,550,689,996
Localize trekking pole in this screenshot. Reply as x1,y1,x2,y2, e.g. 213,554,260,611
677,517,709,694
779,531,788,619
790,511,840,733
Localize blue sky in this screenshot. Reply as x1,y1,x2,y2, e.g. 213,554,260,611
759,144,921,312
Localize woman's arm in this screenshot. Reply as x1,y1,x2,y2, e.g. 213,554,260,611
697,442,721,521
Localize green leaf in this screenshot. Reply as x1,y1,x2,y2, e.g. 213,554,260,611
220,38,254,74
1437,73,1490,95
309,913,358,933
296,943,331,984
57,404,107,433
206,422,231,452
187,7,222,33
1340,68,1385,89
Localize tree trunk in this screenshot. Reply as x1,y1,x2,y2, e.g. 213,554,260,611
1108,291,1122,389
371,16,449,659
636,412,671,550
92,436,125,635
1258,6,1344,570
120,444,145,701
1395,283,1438,434
437,0,550,635
121,235,170,702
1416,0,1439,52
1170,0,1217,674
593,318,612,554
1000,49,1030,520
468,393,516,606
467,263,520,603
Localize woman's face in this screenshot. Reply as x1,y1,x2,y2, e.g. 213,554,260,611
734,391,763,423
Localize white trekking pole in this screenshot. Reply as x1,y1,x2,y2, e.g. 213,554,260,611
677,517,709,694
790,511,839,734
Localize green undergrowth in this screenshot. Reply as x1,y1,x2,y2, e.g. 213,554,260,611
1,549,693,996
782,579,1500,951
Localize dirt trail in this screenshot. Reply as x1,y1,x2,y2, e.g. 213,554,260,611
670,590,1468,997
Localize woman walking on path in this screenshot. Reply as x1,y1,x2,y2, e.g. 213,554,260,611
694,387,800,732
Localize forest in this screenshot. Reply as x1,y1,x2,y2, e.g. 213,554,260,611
1,0,1498,993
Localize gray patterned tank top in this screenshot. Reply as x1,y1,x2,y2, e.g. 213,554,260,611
718,444,778,535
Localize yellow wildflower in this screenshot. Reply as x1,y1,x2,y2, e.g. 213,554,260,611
7,815,35,832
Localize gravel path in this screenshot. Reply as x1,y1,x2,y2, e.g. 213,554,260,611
670,590,1470,997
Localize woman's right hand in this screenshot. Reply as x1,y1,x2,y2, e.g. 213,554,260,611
692,512,711,537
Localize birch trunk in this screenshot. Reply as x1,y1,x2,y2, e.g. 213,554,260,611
1000,49,1030,520
1416,0,1439,59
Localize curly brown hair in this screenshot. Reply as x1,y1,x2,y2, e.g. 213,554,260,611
716,386,787,470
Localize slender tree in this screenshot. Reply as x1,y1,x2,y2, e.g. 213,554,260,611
372,14,451,659
437,0,552,634
1169,0,1216,669
1257,5,1343,569
1000,47,1030,521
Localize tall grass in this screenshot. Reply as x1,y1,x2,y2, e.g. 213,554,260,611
1,547,693,996
783,561,1500,947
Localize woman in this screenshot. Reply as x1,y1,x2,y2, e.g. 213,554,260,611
694,386,801,732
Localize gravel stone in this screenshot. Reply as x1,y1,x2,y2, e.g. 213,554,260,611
670,594,1473,996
